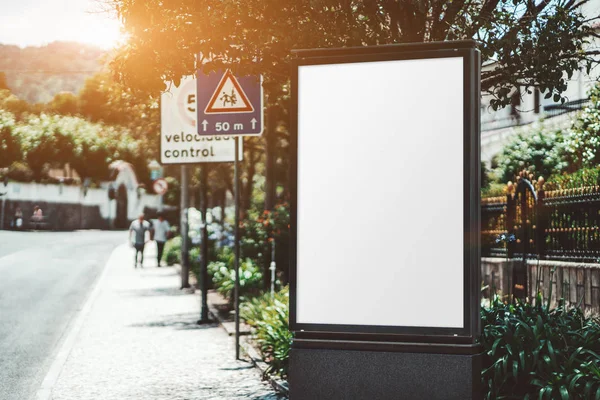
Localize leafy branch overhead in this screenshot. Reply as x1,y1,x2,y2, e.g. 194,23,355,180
110,0,599,109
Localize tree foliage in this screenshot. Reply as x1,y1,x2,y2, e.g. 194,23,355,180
110,0,598,109
495,126,567,183
495,84,600,184
2,110,145,183
0,110,21,168
562,84,600,172
48,92,79,115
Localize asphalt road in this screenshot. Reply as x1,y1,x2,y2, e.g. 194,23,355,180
0,230,126,400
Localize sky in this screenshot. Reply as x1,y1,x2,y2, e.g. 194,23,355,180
0,0,123,49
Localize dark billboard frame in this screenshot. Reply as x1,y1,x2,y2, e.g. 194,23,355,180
289,40,481,346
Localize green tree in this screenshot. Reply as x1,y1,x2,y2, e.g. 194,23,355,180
79,73,112,122
78,72,160,162
0,111,22,168
110,0,597,109
48,92,79,115
562,84,600,172
0,90,34,120
495,127,567,183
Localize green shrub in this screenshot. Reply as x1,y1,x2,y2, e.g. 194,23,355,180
241,203,290,287
6,161,34,182
482,182,507,197
494,127,567,184
562,85,600,172
241,286,292,378
545,166,600,191
162,236,181,265
189,247,200,279
209,257,263,300
481,296,600,399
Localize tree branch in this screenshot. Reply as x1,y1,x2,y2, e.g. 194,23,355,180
467,0,500,37
431,0,467,41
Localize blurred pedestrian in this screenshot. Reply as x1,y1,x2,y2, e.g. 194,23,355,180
129,213,151,268
31,205,43,229
153,213,171,267
11,206,23,230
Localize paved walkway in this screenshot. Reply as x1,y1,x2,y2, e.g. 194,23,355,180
38,242,282,400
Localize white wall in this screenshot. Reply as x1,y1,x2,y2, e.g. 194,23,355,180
3,181,161,221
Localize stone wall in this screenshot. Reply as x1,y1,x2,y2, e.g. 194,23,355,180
1,200,107,231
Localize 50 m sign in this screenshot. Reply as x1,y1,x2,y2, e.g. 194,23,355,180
196,69,263,136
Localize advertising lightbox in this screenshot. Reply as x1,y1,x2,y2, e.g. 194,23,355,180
290,42,481,343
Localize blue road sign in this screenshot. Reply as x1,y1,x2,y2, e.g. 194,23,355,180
196,69,263,136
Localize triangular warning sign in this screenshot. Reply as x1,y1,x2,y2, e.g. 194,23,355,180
205,70,254,114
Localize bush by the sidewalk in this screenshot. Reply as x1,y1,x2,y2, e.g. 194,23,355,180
241,286,292,378
162,236,181,265
241,203,291,287
234,290,600,392
209,257,263,300
480,295,600,399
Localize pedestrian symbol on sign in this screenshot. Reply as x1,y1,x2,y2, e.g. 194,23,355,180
220,90,237,107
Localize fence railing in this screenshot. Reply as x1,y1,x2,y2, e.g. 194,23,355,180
543,98,590,120
482,180,600,262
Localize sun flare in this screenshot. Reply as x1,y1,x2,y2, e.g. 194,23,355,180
0,0,126,49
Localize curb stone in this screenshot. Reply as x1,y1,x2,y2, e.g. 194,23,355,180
239,335,290,397
207,295,289,398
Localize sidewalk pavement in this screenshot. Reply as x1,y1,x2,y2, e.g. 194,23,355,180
38,242,283,400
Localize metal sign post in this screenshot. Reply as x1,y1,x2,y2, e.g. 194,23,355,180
195,68,263,359
233,137,241,359
180,166,190,289
198,166,210,324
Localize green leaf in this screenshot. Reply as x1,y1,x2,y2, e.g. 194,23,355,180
519,350,527,370
492,338,502,356
559,385,569,400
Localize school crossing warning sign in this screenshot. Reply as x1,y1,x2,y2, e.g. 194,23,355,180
197,69,263,136
205,70,254,114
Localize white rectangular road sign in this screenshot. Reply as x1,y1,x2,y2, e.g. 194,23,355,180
160,75,242,164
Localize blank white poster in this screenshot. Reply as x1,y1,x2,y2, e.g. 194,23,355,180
296,57,465,328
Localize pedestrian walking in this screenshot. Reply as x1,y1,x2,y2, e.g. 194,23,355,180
153,213,171,267
129,213,151,268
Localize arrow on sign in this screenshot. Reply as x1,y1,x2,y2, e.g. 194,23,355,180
201,120,208,131
251,118,257,129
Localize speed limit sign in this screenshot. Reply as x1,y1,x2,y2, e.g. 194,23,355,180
153,178,168,195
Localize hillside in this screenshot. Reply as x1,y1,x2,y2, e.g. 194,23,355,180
0,42,107,103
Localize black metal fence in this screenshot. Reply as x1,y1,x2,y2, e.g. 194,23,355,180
543,98,591,120
482,179,600,263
